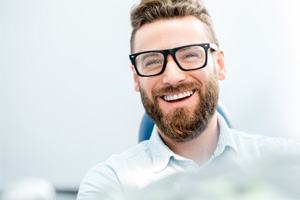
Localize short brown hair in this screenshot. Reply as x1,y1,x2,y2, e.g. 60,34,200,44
130,0,219,52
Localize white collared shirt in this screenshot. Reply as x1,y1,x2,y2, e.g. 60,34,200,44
77,114,299,200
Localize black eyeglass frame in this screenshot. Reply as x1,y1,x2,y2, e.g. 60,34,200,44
129,43,218,77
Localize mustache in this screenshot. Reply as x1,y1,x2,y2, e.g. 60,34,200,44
152,82,202,97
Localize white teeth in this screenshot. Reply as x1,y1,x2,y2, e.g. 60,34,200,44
163,91,194,102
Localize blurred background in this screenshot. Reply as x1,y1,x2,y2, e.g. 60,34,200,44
1,0,300,199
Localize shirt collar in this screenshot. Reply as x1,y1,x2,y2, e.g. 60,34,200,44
212,113,238,159
148,126,175,173
148,113,238,172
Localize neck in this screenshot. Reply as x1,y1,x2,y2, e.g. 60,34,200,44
159,113,219,165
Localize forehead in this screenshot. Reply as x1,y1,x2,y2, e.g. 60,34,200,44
133,16,211,53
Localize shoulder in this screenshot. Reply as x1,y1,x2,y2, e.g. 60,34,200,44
77,141,152,200
229,129,300,158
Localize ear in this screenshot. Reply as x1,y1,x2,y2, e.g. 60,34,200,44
215,50,226,80
131,65,140,92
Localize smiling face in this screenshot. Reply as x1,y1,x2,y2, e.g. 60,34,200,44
132,16,226,142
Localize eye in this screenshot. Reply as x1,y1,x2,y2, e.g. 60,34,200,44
144,59,163,67
139,53,164,68
179,52,201,62
177,46,205,63
182,53,199,59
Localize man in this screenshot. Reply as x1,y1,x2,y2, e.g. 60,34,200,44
77,0,299,199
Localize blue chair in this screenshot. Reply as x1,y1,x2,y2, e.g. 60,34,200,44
138,103,233,142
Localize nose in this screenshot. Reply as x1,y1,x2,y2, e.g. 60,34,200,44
162,55,187,87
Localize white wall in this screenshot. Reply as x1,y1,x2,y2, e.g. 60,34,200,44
206,0,300,138
0,0,143,188
1,0,299,189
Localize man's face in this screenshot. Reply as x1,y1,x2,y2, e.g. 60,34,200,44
131,16,226,142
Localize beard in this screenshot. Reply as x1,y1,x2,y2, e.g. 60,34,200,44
140,76,219,142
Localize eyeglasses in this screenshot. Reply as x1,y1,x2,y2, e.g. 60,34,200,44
129,43,218,77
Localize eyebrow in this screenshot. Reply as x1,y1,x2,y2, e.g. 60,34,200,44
138,52,163,60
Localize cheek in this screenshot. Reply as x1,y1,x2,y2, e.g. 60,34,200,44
190,69,210,84
138,78,157,97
